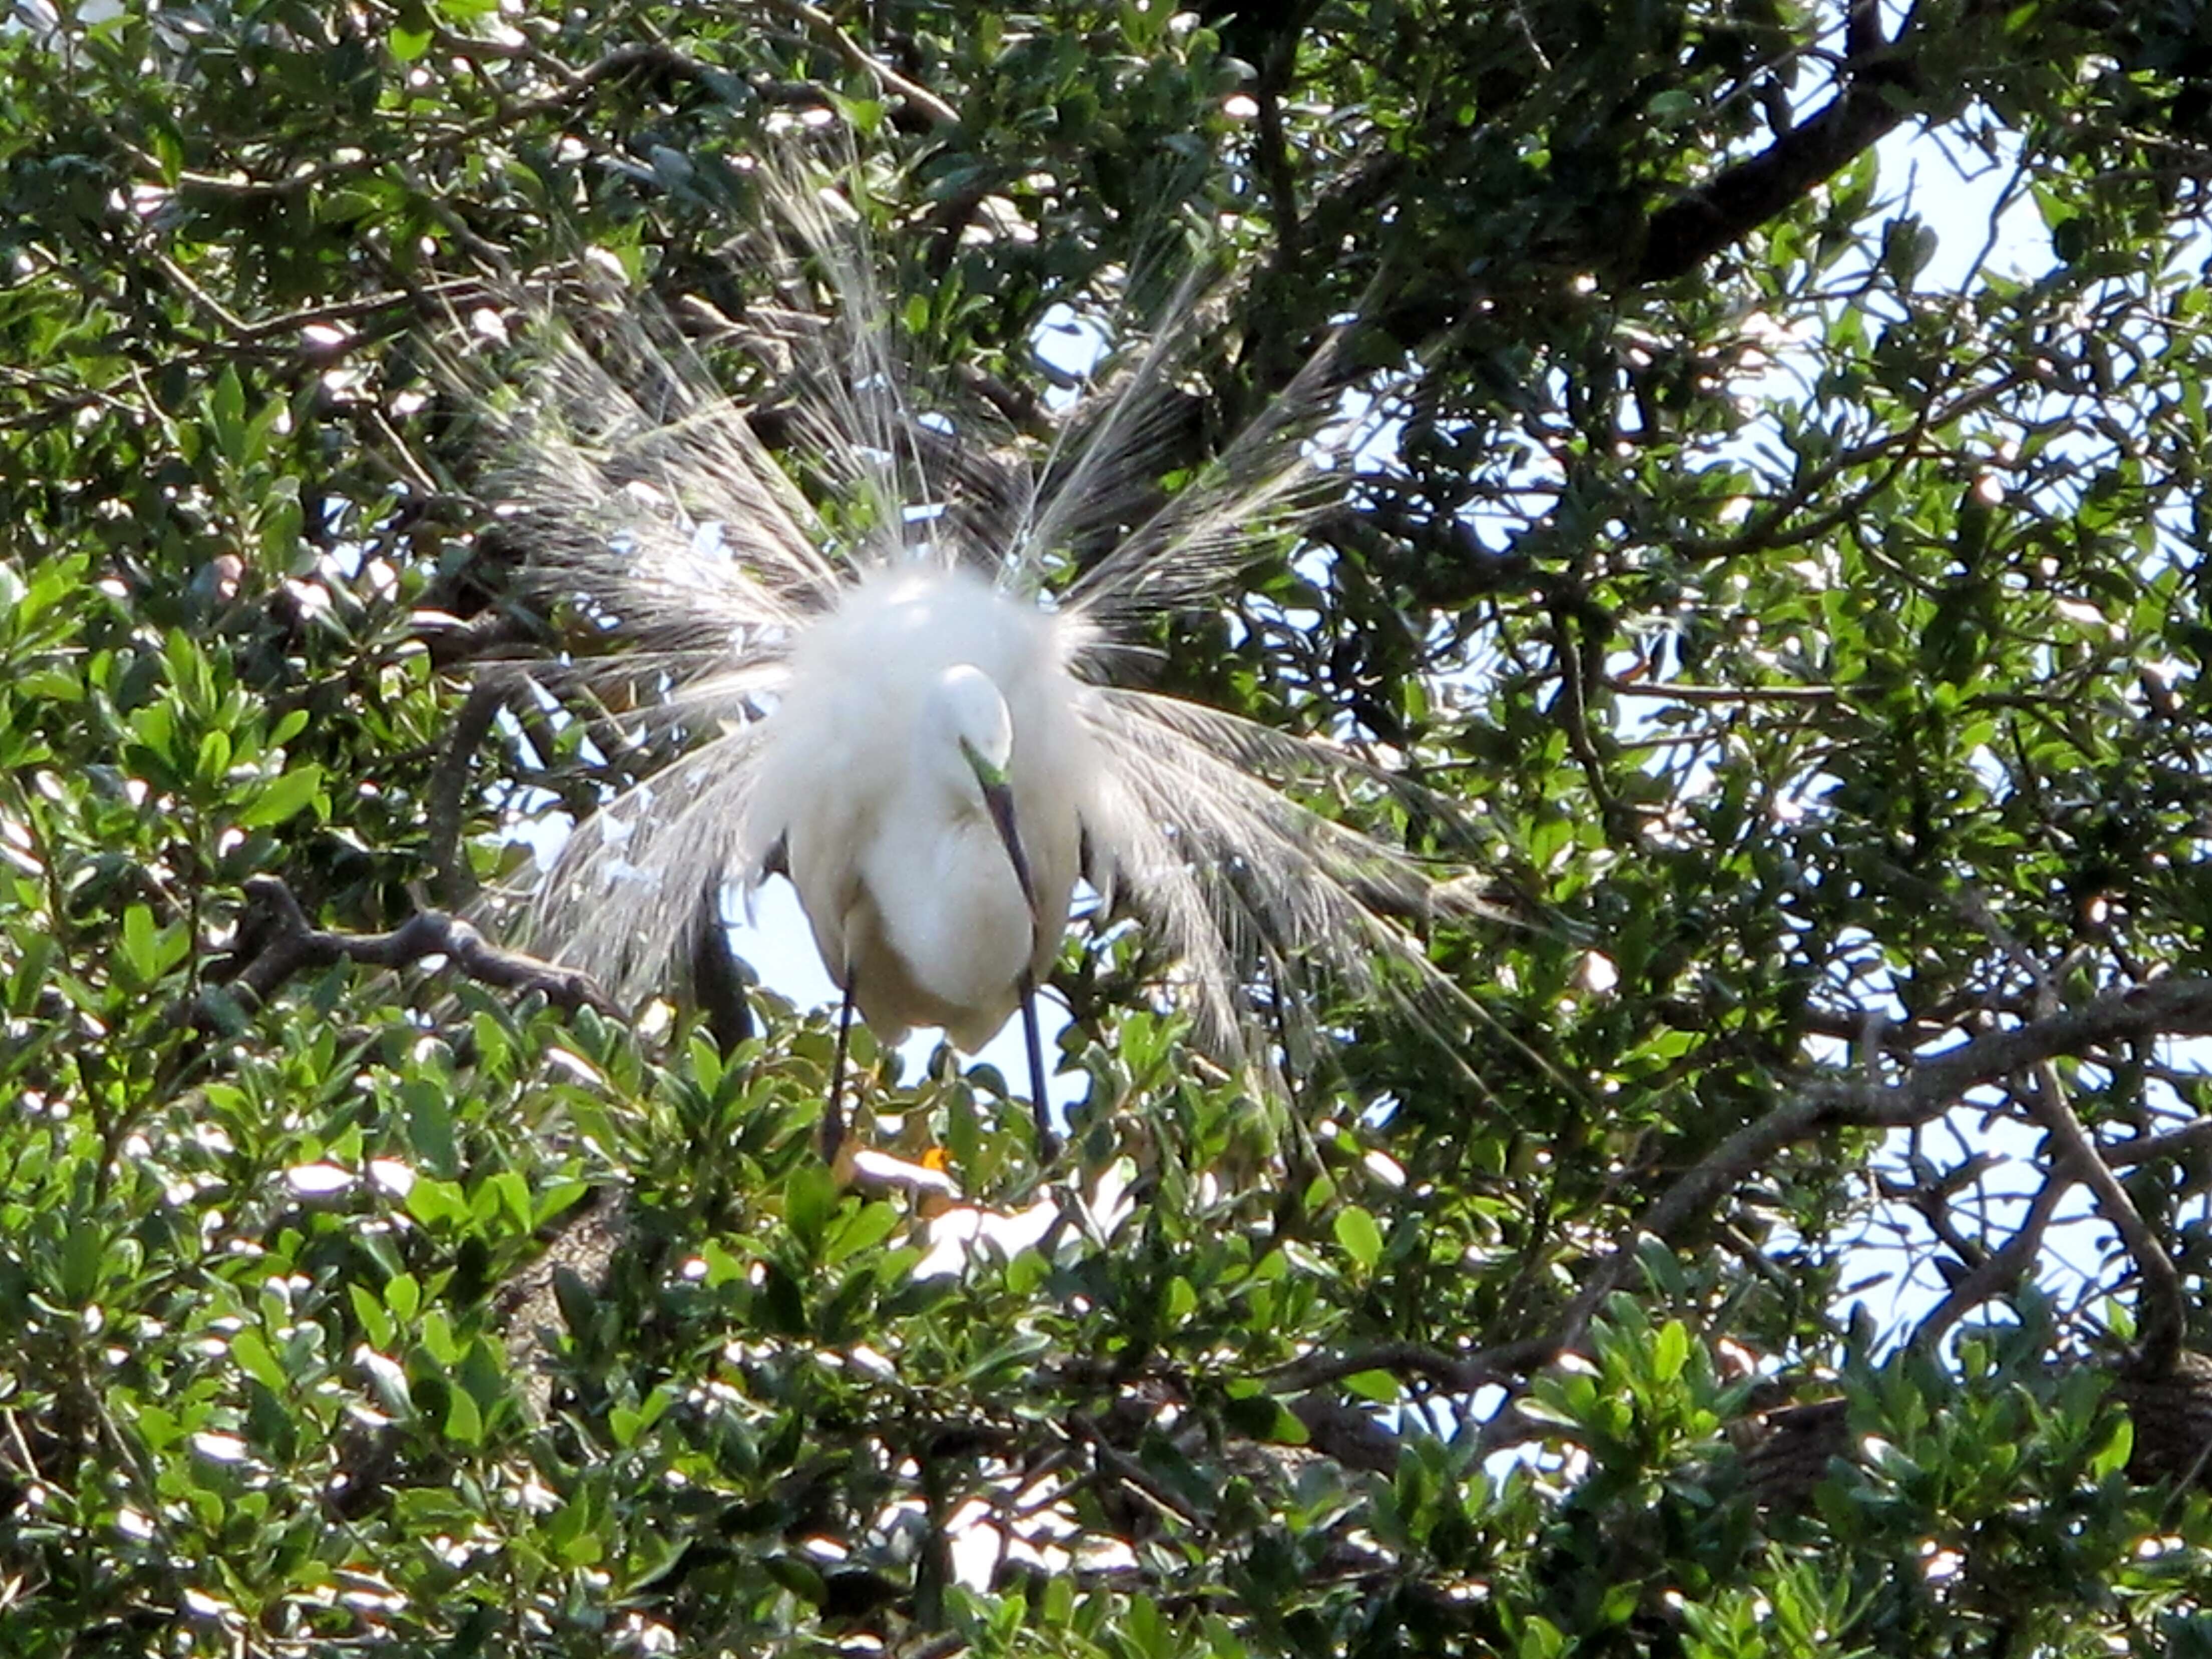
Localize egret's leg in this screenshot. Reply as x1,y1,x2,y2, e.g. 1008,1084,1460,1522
1017,971,1060,1163
824,979,855,1163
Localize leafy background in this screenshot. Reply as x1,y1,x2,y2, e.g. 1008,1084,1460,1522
8,0,2212,1653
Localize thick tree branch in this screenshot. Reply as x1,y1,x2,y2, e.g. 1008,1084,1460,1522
2107,1116,2212,1168
1636,9,1927,283
1289,1393,1400,1474
217,876,622,1019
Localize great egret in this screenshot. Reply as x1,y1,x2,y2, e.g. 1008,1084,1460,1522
478,178,1476,1162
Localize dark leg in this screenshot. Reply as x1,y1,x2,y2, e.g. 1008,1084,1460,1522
1017,971,1060,1163
823,977,856,1163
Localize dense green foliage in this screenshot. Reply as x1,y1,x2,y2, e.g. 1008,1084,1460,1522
9,1,2212,1652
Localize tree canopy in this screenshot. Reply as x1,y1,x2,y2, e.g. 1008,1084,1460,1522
9,1,2212,1653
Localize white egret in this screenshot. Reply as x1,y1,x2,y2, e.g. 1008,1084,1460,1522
479,178,1479,1161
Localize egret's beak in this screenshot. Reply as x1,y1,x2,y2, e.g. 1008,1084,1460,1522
964,743,1040,919
965,741,1060,1161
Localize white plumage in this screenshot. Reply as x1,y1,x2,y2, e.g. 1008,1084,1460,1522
478,171,1475,1155
757,569,1092,1052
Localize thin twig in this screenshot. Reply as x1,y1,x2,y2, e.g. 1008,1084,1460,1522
1601,674,1842,705
1908,1162,2074,1351
757,0,959,126
2021,1060,2186,1372
1067,1414,1205,1528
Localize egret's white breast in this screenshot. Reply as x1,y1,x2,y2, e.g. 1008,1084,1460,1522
851,793,1035,1048
746,563,1102,1049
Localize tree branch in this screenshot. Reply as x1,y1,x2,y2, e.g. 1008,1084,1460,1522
1907,1161,2074,1351
215,876,622,1020
2022,1060,2186,1372
1558,979,2212,1343
1269,978,2212,1401
758,0,958,127
1265,1339,1512,1396
2106,1116,2212,1169
424,678,508,908
1635,8,1926,282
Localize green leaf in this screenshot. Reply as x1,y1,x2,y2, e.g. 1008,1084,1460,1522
1332,1205,1383,1271
120,904,158,983
785,1165,838,1258
420,1308,460,1367
2089,1414,2133,1480
59,1222,104,1305
405,1081,460,1179
236,763,324,828
229,1327,289,1394
406,1178,468,1229
824,1200,900,1263
960,1331,1052,1387
1343,1368,1401,1405
349,1283,394,1349
210,365,246,461
444,1386,482,1446
763,1553,826,1604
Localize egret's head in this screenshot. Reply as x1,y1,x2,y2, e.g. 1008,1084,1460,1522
931,664,1037,915
931,663,1014,789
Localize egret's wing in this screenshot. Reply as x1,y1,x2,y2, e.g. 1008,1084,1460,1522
480,321,844,655
520,721,772,1009
1048,302,1353,632
464,322,823,1006
744,182,920,557
749,166,1034,579
1004,268,1220,581
468,172,1480,1071
755,205,1344,609
1083,686,1480,1061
